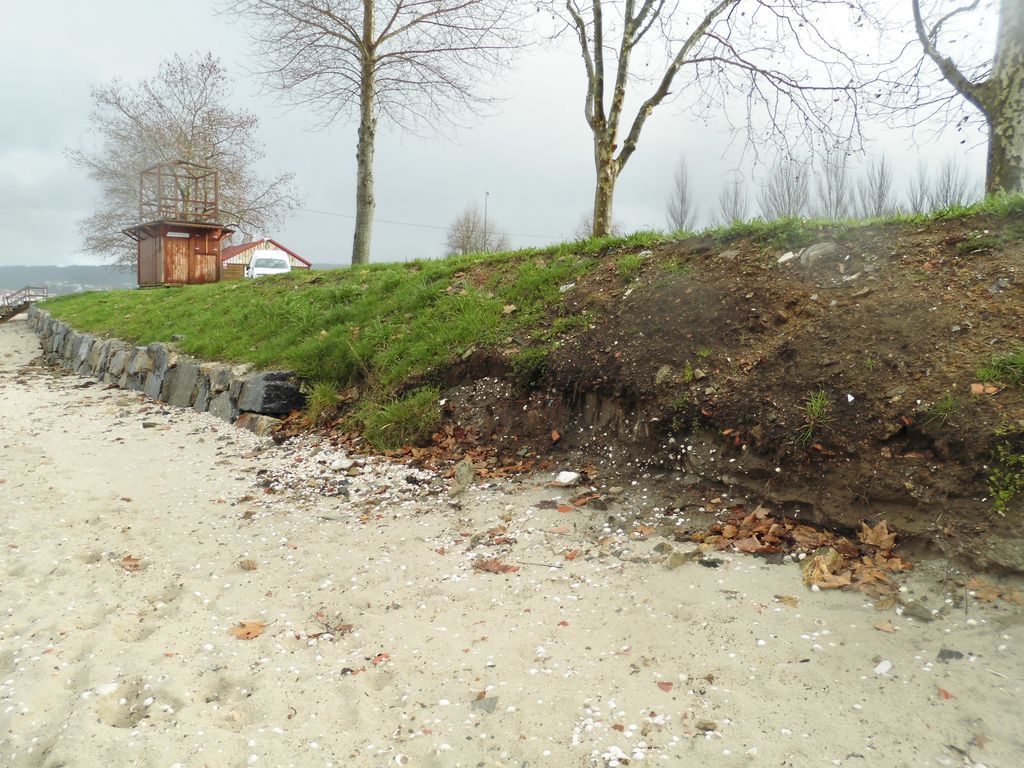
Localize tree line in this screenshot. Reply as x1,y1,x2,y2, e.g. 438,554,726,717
666,152,978,232
70,1,1023,267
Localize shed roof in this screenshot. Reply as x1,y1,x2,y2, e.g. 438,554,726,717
221,238,311,267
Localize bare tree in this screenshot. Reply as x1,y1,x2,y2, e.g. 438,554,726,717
555,0,870,238
445,204,510,256
905,161,932,214
66,53,296,270
229,0,522,265
929,156,974,209
814,147,853,220
855,155,897,218
666,158,698,232
759,158,811,220
903,0,1024,194
717,176,751,225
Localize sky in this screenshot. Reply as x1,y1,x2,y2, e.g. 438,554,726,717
0,1,995,268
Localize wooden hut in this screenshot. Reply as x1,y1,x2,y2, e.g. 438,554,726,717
221,239,312,280
124,162,234,287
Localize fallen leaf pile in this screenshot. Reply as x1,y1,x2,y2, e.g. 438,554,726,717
694,507,912,596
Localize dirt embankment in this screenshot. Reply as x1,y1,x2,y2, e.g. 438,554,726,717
443,214,1024,572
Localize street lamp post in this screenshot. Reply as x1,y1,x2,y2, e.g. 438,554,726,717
483,191,490,252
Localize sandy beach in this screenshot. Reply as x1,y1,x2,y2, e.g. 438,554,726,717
1,312,1022,768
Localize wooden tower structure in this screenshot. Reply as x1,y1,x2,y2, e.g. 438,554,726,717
124,161,234,287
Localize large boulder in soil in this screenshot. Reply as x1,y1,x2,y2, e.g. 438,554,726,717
237,372,305,416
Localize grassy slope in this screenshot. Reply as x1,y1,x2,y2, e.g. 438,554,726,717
40,196,1024,447
41,232,662,445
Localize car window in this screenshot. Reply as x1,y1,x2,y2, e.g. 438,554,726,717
253,258,288,269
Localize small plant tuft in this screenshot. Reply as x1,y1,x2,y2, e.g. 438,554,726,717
510,346,550,389
989,429,1024,515
357,387,441,450
977,347,1024,387
925,392,959,426
305,381,340,424
797,388,831,446
616,252,646,282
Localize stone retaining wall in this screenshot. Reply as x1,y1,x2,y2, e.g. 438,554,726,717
26,306,305,436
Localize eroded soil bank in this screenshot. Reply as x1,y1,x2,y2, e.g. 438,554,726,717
3,314,1024,767
438,214,1024,573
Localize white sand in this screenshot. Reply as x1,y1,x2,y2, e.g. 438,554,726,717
1,314,1022,768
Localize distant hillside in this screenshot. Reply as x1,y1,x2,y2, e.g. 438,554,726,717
0,265,136,296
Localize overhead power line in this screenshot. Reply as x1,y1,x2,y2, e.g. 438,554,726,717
294,206,560,241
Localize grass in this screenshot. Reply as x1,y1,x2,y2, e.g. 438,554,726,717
305,381,340,424
41,233,658,448
509,346,550,389
616,252,647,281
925,392,959,426
797,388,832,446
989,429,1024,515
355,386,441,450
708,192,1024,252
977,347,1024,387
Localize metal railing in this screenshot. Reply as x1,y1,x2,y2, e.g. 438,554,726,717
0,286,48,320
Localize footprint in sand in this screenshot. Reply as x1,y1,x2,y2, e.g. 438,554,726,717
109,615,159,643
94,679,184,729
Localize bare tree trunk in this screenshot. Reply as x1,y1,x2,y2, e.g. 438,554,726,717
985,0,1024,193
593,143,619,237
352,1,377,266
913,0,1024,194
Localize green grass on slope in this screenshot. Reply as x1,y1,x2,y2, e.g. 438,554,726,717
41,236,670,445
708,192,1024,251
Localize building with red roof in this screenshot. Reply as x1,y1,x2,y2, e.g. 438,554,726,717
221,238,312,279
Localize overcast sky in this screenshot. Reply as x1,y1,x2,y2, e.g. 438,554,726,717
0,1,992,268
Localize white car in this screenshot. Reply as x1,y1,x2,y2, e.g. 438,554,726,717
245,256,292,278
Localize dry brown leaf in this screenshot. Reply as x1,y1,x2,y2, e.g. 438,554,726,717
775,595,799,608
556,504,573,514
238,559,258,571
1003,589,1022,606
632,525,655,539
120,554,141,572
473,558,519,574
858,520,897,550
564,549,581,561
734,536,766,553
656,681,673,692
791,525,828,549
937,687,955,700
975,587,1000,602
873,620,896,633
230,620,267,640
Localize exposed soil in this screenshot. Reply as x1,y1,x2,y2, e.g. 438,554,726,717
441,213,1024,573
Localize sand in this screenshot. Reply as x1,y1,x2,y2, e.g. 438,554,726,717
1,313,1022,768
